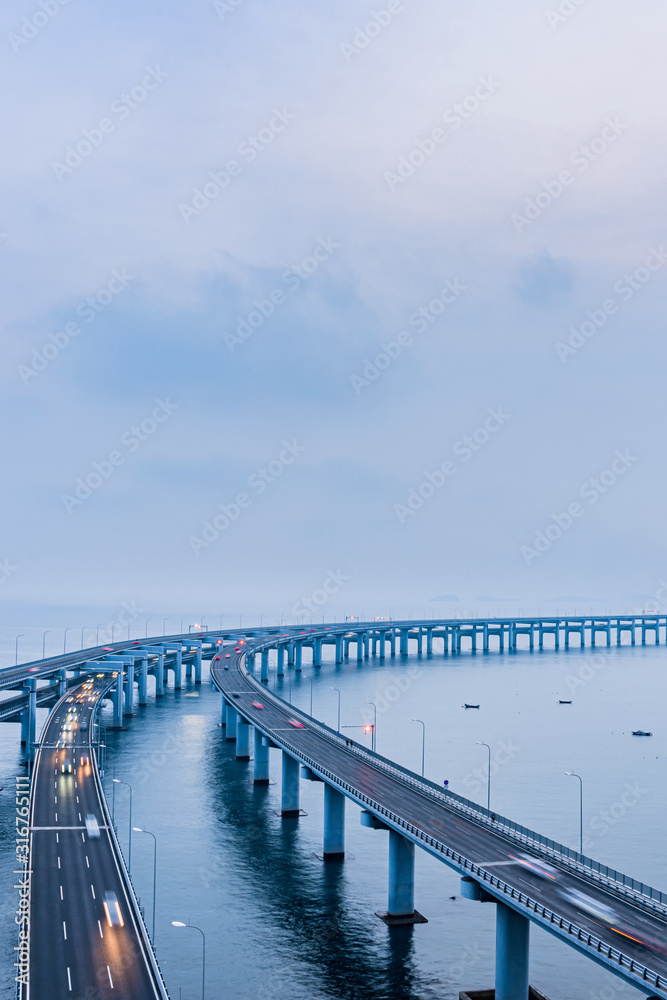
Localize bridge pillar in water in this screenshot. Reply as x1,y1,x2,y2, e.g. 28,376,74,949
260,649,269,683
138,656,148,705
113,669,124,728
287,641,295,666
281,751,301,816
225,704,237,740
124,666,134,715
221,696,227,727
294,642,302,672
426,629,433,655
495,902,530,1000
58,669,67,697
21,680,36,753
323,783,345,859
313,638,322,667
173,646,182,689
155,652,165,697
335,636,343,664
379,830,426,923
192,641,202,683
363,631,370,658
356,634,364,661
277,646,285,677
236,716,251,760
253,728,270,783
400,629,409,655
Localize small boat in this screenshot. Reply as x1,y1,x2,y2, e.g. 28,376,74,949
463,703,480,709
631,730,652,737
559,700,572,704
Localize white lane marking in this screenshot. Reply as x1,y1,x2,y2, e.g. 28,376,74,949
76,796,79,803
74,780,77,788
55,812,58,822
67,967,72,992
98,919,104,938
81,832,85,842
60,885,63,900
85,856,89,868
57,856,61,869
78,812,82,822
54,795,57,804
90,884,95,899
63,920,67,940
107,966,114,988
56,833,59,844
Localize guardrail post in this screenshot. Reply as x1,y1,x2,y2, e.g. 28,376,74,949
225,704,237,740
236,716,251,760
281,751,301,816
323,783,345,860
254,728,270,783
495,902,530,1000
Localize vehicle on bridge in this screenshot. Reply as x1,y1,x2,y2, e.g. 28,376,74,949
103,891,124,927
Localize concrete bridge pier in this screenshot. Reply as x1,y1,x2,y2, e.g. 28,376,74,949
253,729,270,784
281,751,301,817
20,679,36,751
58,669,68,697
335,635,343,664
313,638,322,667
260,649,269,683
400,628,409,655
173,647,182,689
356,634,364,661
236,716,251,760
225,704,237,740
155,652,165,697
124,668,134,716
495,902,530,1000
363,631,370,659
221,696,227,727
193,642,202,683
113,669,124,728
426,629,433,655
323,783,345,860
383,830,425,923
287,642,295,666
294,643,302,672
277,646,285,677
138,656,148,706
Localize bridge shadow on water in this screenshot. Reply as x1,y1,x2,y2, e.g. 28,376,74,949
203,727,445,1000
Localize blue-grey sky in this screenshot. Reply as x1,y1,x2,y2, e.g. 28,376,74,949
1,0,666,619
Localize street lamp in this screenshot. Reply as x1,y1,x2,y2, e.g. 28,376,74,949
133,827,157,942
112,623,119,643
96,624,103,644
42,630,51,659
330,687,341,734
145,620,151,638
565,771,583,855
15,634,24,665
81,625,90,650
365,701,377,752
172,921,206,1000
63,627,72,653
112,779,133,872
476,742,492,811
412,718,425,777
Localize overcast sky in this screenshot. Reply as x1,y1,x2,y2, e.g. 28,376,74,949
1,0,666,620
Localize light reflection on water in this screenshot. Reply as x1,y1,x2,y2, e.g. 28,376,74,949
2,642,665,999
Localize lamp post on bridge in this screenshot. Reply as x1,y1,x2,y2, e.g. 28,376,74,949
412,718,425,777
81,625,90,649
15,634,24,665
366,701,377,752
172,920,206,1000
133,827,157,942
42,630,51,659
330,687,341,734
63,627,72,653
96,624,103,644
565,771,583,855
476,741,492,810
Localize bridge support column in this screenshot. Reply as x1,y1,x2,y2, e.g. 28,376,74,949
356,634,364,661
194,643,202,683
323,783,345,860
21,680,37,753
495,902,530,1000
138,657,148,705
185,652,193,679
261,649,269,683
173,647,182,690
113,669,124,728
400,629,409,655
124,667,134,715
277,646,285,677
294,643,302,672
254,728,270,784
225,704,237,740
335,636,343,664
58,669,67,697
287,642,295,666
236,717,251,760
221,697,227,727
313,638,322,667
364,631,370,659
426,629,433,655
376,831,425,924
155,652,165,697
281,752,301,817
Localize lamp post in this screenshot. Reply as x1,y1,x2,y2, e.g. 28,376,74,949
112,623,119,643
133,827,157,942
330,687,341,734
112,779,133,872
96,624,103,644
81,625,89,650
412,718,425,777
145,620,151,638
476,741,492,810
365,701,377,752
15,634,24,665
63,627,72,653
172,921,206,1000
565,771,583,855
42,630,51,659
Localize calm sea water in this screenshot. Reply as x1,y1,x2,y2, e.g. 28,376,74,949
2,624,665,999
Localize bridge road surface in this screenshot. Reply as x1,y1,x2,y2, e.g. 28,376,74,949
213,654,667,984
29,676,161,1000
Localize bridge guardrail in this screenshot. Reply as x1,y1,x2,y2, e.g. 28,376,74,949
237,636,667,923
